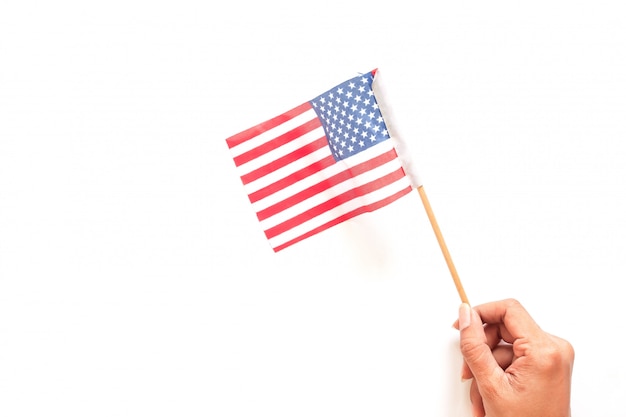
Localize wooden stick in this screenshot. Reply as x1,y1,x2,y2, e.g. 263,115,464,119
417,185,470,305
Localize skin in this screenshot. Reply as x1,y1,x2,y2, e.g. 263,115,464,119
454,299,574,417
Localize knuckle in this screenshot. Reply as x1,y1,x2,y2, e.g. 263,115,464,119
460,337,490,364
539,336,575,371
558,337,575,363
502,298,522,308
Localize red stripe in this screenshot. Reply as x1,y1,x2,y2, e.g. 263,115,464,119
256,149,400,221
225,102,312,148
233,118,322,167
264,167,407,240
272,185,412,252
240,136,328,185
248,156,336,203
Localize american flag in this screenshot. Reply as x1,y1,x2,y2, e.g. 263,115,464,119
226,69,413,252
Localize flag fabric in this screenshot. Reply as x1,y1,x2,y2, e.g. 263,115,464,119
225,69,413,252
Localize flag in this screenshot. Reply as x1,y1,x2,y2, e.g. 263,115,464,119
225,69,413,252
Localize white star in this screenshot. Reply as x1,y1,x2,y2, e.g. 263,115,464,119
368,112,375,119
348,145,354,153
370,134,377,142
360,77,368,83
354,95,361,103
363,98,371,106
356,118,363,125
358,85,365,93
364,121,371,129
359,108,366,116
351,104,358,112
359,140,365,147
361,130,368,138
329,92,334,99
337,87,344,95
348,82,356,89
320,97,326,104
346,91,353,98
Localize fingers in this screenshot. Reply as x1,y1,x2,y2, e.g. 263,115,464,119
454,301,528,345
453,308,510,381
457,300,535,391
472,299,543,341
458,304,505,388
461,343,515,380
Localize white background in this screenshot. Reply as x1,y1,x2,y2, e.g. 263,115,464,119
1,1,625,416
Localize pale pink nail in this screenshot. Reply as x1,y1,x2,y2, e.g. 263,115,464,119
458,303,471,331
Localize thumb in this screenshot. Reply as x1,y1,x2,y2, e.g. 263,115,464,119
458,304,504,388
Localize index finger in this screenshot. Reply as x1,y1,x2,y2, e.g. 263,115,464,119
472,298,543,340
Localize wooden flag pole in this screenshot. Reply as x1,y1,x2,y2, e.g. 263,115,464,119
417,185,470,305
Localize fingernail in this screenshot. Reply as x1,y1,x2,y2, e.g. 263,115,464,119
458,303,471,331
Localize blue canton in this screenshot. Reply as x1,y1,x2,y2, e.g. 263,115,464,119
309,72,390,162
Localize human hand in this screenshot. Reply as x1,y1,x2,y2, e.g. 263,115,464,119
454,299,574,417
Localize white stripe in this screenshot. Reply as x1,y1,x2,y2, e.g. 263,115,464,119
229,109,318,158
267,174,411,249
257,155,405,230
235,126,326,176
246,139,396,207
243,146,331,198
